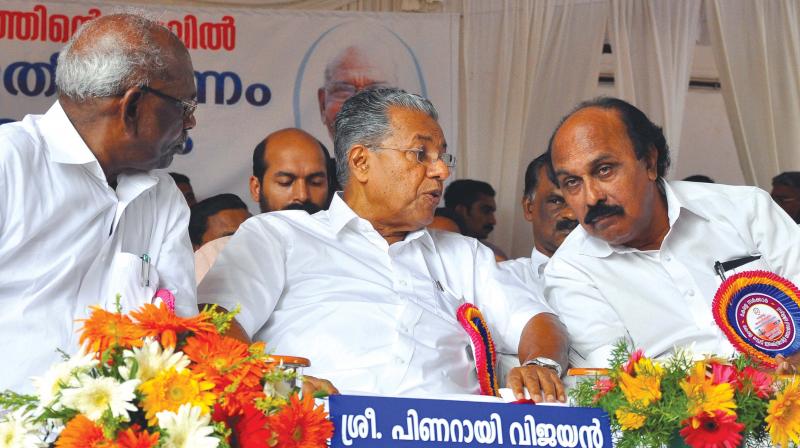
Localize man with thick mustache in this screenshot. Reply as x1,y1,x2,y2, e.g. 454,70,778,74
501,152,578,297
199,88,569,400
543,97,800,370
0,14,198,393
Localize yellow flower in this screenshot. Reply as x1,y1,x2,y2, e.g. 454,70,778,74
766,378,800,447
681,361,736,416
619,358,663,406
138,368,216,425
615,409,646,430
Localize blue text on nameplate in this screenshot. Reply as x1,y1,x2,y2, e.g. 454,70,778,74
329,395,611,447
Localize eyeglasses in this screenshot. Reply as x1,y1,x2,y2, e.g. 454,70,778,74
325,82,391,102
373,146,456,168
140,85,197,119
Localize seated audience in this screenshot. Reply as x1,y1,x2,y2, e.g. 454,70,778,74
190,194,252,283
189,194,251,249
170,171,197,206
544,97,800,372
443,179,508,261
0,14,198,393
199,88,568,401
771,171,800,224
683,174,715,183
429,207,466,233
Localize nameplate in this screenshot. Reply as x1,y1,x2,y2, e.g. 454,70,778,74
329,395,611,447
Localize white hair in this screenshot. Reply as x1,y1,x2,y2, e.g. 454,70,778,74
55,14,169,101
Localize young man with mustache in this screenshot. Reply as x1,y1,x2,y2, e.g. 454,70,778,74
544,97,800,371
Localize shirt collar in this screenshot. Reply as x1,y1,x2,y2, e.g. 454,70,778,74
40,101,98,166
327,192,436,250
579,179,709,258
530,248,550,277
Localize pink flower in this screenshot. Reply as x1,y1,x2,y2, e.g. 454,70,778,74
710,362,737,385
623,349,644,375
740,366,774,399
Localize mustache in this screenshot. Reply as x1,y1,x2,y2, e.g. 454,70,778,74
555,218,579,232
283,201,322,214
584,202,625,225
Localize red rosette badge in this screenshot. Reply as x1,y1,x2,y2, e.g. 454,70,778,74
712,270,800,367
456,303,499,396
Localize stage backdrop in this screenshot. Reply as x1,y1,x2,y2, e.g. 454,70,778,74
0,1,459,210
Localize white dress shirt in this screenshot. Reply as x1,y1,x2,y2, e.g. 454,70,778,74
194,236,231,284
198,194,552,396
0,102,196,393
545,180,800,368
500,248,550,299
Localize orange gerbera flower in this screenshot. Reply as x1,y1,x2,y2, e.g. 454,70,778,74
184,332,270,415
130,302,216,349
268,394,334,448
55,414,112,448
116,425,160,448
79,306,146,356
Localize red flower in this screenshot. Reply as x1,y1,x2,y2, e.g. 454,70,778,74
680,410,744,448
234,402,273,448
268,394,334,448
739,366,774,398
592,377,615,402
130,302,216,349
623,349,644,375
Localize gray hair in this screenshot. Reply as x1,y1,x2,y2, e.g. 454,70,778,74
56,14,170,101
333,88,438,186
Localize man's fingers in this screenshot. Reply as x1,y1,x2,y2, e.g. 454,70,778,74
521,368,543,402
302,375,340,397
506,369,525,399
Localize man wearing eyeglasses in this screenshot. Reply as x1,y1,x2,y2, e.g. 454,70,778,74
0,14,198,393
199,88,568,401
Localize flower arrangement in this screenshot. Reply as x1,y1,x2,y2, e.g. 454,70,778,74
0,299,333,448
571,342,800,448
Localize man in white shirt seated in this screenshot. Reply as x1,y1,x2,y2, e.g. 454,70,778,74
199,88,568,402
0,14,198,393
501,152,578,296
543,97,800,371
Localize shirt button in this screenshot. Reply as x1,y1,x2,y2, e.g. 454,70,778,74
687,289,695,297
664,255,672,262
395,356,405,365
399,280,407,286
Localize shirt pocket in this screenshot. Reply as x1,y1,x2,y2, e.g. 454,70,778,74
104,252,160,313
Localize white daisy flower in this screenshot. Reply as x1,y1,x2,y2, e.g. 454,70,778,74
32,347,98,407
156,404,219,448
0,409,46,448
119,337,190,381
59,375,140,421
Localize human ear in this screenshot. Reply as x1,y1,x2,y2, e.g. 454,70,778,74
645,145,659,181
522,196,535,222
120,87,144,134
349,145,370,183
249,176,261,203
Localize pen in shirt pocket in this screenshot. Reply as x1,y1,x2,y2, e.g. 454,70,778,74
141,253,151,287
713,254,761,282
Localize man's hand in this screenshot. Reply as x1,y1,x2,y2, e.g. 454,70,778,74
776,354,800,375
301,375,340,397
506,365,565,403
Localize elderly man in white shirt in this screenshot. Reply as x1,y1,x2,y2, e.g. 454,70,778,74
543,97,800,372
0,14,198,393
199,88,569,402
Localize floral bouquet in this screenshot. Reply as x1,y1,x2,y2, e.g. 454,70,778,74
571,342,800,448
0,299,333,447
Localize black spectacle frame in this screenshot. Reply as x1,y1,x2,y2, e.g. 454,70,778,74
140,85,197,118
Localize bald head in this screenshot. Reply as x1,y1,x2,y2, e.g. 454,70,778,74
250,128,331,213
56,13,189,102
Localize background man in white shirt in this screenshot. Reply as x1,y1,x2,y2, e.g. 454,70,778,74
200,88,568,401
544,97,800,371
0,14,198,393
502,152,578,295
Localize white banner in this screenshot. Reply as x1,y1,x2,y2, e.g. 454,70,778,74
0,1,460,210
